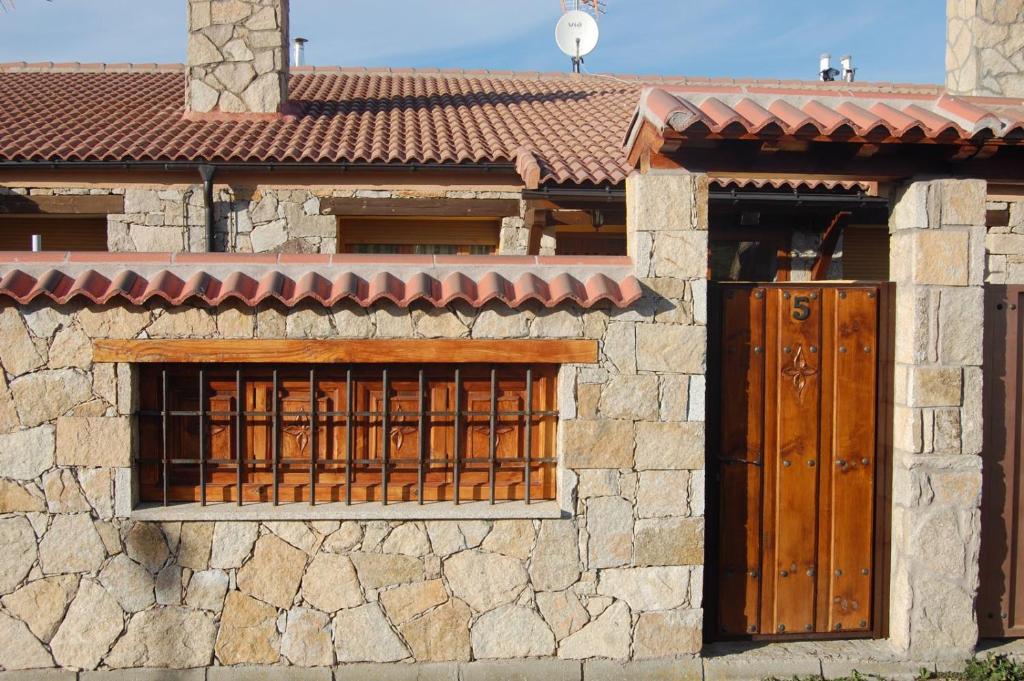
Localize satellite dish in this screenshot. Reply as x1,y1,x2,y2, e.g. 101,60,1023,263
555,9,599,71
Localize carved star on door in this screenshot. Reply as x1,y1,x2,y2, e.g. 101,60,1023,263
781,345,817,401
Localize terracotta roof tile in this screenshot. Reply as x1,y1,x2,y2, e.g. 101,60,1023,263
3,64,1020,187
0,253,641,309
631,84,1024,147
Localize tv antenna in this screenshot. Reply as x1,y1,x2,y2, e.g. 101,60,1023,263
560,0,605,17
556,1,602,73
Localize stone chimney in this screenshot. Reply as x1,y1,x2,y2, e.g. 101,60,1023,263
186,0,290,114
946,0,1024,98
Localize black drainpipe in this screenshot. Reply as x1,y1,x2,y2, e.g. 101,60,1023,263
198,165,216,252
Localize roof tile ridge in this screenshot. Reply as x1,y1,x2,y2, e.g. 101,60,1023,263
0,61,185,73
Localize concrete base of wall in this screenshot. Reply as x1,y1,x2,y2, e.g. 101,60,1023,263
0,649,977,681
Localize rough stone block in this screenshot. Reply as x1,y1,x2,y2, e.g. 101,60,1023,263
0,672,76,681
584,659,703,681
0,425,55,480
597,566,692,610
703,655,823,680
208,667,332,681
12,369,92,427
558,600,631,659
962,365,984,455
461,659,581,681
626,171,708,232
633,609,703,658
598,374,659,420
634,421,704,470
215,591,281,666
634,517,704,566
653,231,708,279
55,416,132,467
893,286,933,365
586,496,634,569
105,607,216,669
986,232,1024,255
637,470,690,518
444,550,528,613
889,181,932,231
893,405,923,454
336,663,460,681
935,178,987,226
819,660,930,681
561,419,634,469
530,520,581,591
913,230,970,286
908,367,963,407
636,324,706,373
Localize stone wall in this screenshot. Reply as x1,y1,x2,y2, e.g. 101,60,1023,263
887,178,986,659
0,184,527,255
186,0,290,114
0,171,708,674
984,198,1024,283
946,0,1024,98
211,187,526,255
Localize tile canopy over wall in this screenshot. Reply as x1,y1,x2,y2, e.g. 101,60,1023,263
0,254,642,309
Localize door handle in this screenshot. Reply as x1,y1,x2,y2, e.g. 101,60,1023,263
719,458,762,466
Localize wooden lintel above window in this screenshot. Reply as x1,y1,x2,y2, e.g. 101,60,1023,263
321,197,520,218
0,194,125,216
94,339,599,364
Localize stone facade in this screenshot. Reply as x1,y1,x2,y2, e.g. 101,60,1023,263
984,198,1024,283
0,184,527,255
888,178,987,658
186,0,290,114
0,170,708,674
946,0,1024,97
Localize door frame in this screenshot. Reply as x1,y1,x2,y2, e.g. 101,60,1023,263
704,281,895,643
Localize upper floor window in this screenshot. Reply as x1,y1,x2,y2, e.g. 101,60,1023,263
339,217,498,255
137,364,557,506
0,193,118,251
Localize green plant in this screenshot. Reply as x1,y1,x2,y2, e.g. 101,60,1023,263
761,655,1024,681
959,654,1024,681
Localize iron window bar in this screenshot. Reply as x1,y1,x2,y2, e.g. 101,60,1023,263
141,365,556,507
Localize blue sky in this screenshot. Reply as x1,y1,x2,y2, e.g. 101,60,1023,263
0,0,946,83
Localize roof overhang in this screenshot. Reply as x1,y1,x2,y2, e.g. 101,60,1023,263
624,85,1024,182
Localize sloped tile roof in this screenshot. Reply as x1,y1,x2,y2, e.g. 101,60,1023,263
2,63,1022,188
0,64,641,186
0,253,642,309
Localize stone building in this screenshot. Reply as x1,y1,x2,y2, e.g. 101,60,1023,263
0,0,1023,679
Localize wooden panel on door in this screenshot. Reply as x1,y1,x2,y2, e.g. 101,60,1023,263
979,285,1024,637
712,282,887,641
716,287,766,636
824,288,878,633
765,288,823,636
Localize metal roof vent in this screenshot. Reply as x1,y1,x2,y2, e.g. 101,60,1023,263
841,55,856,82
293,37,308,67
820,53,840,82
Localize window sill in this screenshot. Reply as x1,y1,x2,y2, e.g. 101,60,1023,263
130,500,567,522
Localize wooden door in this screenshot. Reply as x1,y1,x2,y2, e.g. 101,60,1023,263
710,283,891,640
980,285,1024,637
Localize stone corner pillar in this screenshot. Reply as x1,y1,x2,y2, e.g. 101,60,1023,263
887,177,986,658
497,216,530,255
186,0,290,114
